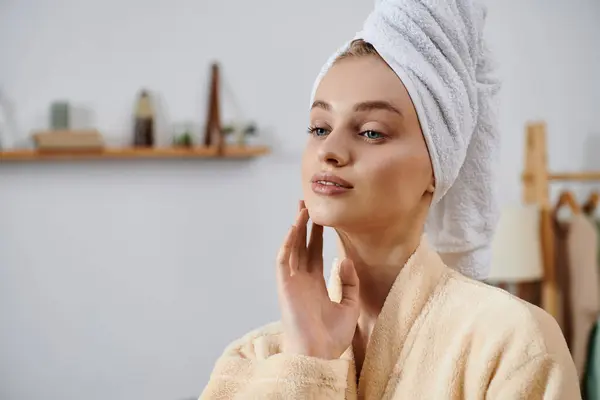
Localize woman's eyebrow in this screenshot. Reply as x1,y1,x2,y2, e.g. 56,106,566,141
310,100,331,111
310,100,403,117
353,101,403,117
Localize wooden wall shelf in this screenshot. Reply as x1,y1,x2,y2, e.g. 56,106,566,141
0,145,270,162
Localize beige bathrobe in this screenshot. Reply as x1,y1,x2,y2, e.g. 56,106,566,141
200,239,580,399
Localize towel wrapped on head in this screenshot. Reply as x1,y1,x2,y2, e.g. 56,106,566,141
311,0,501,279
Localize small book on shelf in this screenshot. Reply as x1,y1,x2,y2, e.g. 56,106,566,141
32,130,104,152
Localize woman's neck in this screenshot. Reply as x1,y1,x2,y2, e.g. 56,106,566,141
336,225,423,378
335,226,423,318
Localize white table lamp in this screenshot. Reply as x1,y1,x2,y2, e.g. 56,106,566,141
487,204,544,282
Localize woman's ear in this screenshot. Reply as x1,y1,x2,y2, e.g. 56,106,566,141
426,183,435,194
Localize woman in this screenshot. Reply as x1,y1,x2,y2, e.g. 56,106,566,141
201,1,579,398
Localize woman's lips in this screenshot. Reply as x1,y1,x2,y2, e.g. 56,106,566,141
311,173,353,196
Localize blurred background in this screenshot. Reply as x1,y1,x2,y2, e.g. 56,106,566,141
1,0,600,399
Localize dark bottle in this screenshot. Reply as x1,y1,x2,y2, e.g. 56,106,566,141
133,90,154,147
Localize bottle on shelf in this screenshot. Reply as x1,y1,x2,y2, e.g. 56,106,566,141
133,90,154,147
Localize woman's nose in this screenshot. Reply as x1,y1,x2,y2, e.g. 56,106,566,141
317,131,351,167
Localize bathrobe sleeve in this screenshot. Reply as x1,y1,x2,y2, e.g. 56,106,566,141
485,306,582,399
199,323,353,399
486,353,581,399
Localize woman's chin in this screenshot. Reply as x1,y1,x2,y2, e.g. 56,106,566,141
307,207,354,229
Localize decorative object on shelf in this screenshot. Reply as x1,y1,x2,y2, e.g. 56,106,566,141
203,63,225,154
32,129,104,152
0,109,5,149
50,101,70,130
222,121,257,146
0,91,18,150
172,122,194,148
133,89,155,147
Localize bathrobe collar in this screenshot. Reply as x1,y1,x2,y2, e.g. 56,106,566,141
328,236,448,398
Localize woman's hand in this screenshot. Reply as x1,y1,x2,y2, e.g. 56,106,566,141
276,201,360,360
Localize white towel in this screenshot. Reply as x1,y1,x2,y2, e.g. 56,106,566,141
310,0,501,279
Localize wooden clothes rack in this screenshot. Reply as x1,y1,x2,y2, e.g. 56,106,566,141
522,122,600,318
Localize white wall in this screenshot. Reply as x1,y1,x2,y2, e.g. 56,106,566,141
485,0,600,202
1,1,599,399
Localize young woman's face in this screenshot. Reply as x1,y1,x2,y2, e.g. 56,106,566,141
301,55,434,233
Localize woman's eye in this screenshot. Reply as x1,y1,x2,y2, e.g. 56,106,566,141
360,130,385,140
308,126,330,137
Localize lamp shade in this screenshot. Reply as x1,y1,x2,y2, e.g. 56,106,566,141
487,204,544,282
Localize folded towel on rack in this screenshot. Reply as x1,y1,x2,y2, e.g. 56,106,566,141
311,0,502,279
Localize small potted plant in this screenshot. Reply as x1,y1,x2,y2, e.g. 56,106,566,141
172,122,194,148
222,121,257,146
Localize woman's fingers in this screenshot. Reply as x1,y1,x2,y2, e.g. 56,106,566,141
307,222,324,273
297,201,308,250
339,258,360,308
289,207,309,272
276,225,296,281
297,202,309,267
